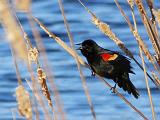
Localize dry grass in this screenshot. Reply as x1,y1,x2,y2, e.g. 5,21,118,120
16,85,32,120
27,13,66,120
58,0,96,119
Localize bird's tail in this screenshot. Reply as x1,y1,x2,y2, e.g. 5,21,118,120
116,73,140,99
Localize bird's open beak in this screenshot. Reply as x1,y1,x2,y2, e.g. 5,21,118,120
75,43,82,50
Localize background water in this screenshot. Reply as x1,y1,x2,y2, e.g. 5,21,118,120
0,0,160,120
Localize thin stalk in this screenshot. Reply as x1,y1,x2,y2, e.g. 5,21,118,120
146,0,155,22
116,1,156,119
32,97,40,120
146,0,160,47
26,54,51,120
25,70,51,120
27,11,66,120
11,48,22,85
58,0,96,119
14,13,57,119
32,16,87,67
139,46,156,120
96,75,148,120
0,0,28,61
130,7,137,31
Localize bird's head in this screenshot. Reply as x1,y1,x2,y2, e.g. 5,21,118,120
76,39,100,57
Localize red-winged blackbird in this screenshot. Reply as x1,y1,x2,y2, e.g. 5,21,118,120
76,39,139,99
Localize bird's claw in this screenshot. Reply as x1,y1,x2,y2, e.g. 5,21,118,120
110,84,116,93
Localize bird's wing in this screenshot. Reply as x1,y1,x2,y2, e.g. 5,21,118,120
98,50,134,74
98,49,119,62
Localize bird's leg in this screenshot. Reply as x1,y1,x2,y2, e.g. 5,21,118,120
91,71,95,77
110,84,116,93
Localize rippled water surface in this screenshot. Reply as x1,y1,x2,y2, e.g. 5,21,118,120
0,0,160,120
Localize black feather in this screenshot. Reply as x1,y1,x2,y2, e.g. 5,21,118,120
114,73,139,99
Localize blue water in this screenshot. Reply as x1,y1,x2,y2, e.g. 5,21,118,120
0,0,160,120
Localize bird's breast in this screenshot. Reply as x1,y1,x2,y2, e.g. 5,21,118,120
87,55,114,78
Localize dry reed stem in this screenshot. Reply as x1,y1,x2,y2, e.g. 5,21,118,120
18,18,57,119
115,0,134,31
96,75,148,120
58,0,96,119
133,31,160,85
11,45,32,119
26,48,52,120
146,0,155,22
114,0,160,87
32,16,87,67
23,31,33,49
11,48,22,85
27,13,65,120
16,85,32,120
33,17,148,120
16,15,55,112
28,45,59,120
78,0,159,88
146,0,160,53
7,13,44,119
14,0,31,12
128,1,160,81
0,0,28,61
132,31,158,72
25,77,51,120
32,96,40,120
135,0,160,58
139,46,156,120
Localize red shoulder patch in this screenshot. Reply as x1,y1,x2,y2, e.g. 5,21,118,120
100,53,112,61
100,53,118,61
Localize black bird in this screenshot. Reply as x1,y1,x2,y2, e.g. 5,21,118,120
76,39,139,99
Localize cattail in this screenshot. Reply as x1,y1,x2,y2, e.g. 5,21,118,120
37,67,53,108
133,31,154,62
92,15,133,58
16,85,32,119
133,30,160,73
28,47,39,64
